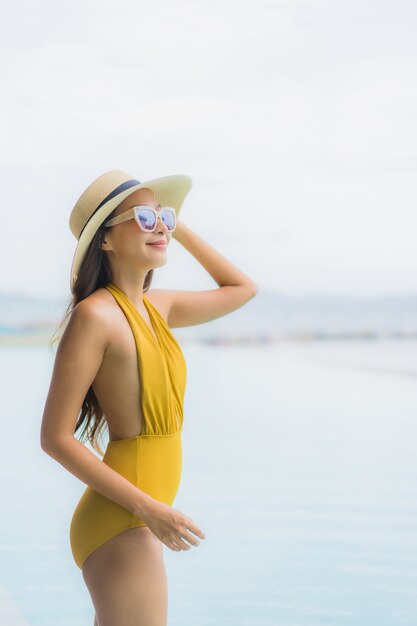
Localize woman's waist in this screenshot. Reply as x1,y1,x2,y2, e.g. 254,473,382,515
106,427,182,447
102,429,182,498
103,428,182,469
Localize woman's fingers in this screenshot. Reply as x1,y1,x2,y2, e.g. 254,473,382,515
166,538,181,551
143,501,206,552
181,529,201,547
166,526,206,552
185,517,206,541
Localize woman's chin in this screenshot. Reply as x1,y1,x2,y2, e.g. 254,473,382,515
150,257,168,269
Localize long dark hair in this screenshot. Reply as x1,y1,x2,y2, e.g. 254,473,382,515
50,206,154,456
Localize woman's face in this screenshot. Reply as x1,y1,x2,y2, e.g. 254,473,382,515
101,187,173,272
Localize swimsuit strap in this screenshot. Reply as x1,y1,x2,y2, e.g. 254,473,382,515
104,282,187,436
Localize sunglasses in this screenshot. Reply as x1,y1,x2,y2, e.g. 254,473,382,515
103,205,177,233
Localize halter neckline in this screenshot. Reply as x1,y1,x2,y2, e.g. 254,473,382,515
105,282,161,348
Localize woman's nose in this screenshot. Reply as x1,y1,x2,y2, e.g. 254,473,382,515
156,216,169,233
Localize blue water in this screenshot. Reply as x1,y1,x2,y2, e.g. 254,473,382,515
0,339,416,625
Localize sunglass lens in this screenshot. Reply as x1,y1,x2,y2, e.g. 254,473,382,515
137,207,176,231
138,209,157,231
161,209,176,230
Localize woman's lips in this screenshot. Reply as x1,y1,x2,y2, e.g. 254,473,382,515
147,243,167,248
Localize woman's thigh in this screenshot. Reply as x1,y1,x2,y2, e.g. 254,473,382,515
82,526,168,626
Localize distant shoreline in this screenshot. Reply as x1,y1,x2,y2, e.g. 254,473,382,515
1,329,416,347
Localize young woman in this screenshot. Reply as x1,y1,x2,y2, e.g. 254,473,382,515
40,170,259,626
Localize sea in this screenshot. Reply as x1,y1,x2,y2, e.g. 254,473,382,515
0,338,416,625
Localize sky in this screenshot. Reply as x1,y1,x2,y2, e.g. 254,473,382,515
0,0,416,298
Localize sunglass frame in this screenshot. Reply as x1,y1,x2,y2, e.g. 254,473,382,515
103,205,177,232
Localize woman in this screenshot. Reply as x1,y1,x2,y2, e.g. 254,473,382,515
40,170,259,626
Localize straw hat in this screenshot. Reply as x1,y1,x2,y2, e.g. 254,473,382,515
69,170,192,290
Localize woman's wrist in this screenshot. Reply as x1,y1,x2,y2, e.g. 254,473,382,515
132,490,155,518
172,219,187,241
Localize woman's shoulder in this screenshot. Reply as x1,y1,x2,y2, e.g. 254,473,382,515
71,287,118,327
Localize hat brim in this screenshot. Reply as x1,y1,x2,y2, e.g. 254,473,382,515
70,174,192,290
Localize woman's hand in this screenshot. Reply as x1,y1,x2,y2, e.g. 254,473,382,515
138,497,206,552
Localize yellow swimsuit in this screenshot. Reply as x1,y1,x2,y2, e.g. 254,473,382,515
69,282,187,569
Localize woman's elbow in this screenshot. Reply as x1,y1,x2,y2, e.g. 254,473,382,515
40,430,54,454
40,428,65,455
